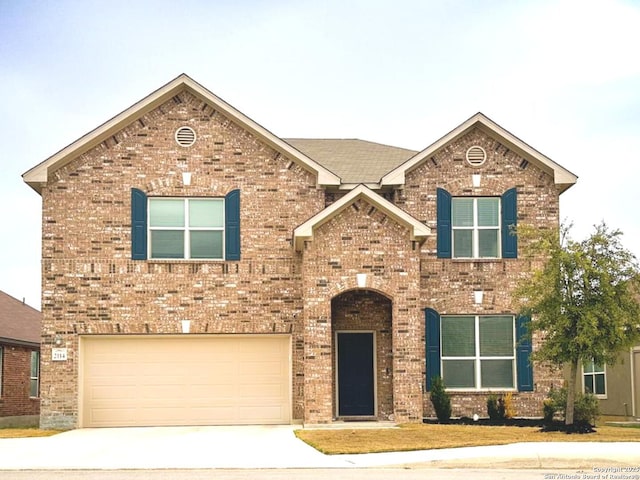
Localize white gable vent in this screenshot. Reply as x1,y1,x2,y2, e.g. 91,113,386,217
466,146,486,166
175,127,196,147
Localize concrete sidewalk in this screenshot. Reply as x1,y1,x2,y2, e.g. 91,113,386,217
0,426,638,470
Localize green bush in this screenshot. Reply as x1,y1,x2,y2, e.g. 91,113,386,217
430,376,452,422
487,394,503,422
541,386,599,425
574,392,600,424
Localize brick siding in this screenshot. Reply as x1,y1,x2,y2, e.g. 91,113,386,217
37,88,565,428
0,345,40,417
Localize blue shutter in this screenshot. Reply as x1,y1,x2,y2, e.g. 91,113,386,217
131,188,147,260
436,188,452,258
516,315,534,392
425,308,441,391
501,187,518,258
225,189,241,261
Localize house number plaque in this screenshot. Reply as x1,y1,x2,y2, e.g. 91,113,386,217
52,348,68,361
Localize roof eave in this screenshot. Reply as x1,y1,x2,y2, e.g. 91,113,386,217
22,74,340,195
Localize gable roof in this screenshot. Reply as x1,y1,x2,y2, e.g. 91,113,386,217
293,184,430,251
0,291,41,347
285,139,417,185
381,112,578,193
22,74,341,193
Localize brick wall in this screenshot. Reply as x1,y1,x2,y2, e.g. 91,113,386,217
39,91,322,428
399,127,563,418
38,88,565,427
0,344,40,417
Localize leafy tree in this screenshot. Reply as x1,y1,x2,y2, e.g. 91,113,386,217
517,222,640,426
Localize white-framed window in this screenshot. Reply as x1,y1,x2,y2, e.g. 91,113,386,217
441,315,515,390
149,198,224,259
452,197,500,258
0,346,3,397
583,359,606,397
30,351,40,398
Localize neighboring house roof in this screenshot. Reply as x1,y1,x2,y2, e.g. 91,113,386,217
22,74,341,194
0,291,41,347
293,184,431,251
381,112,578,193
285,139,417,186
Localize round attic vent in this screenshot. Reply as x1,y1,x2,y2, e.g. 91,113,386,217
466,146,487,166
175,127,196,147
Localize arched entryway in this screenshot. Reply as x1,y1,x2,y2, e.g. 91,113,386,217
331,290,393,420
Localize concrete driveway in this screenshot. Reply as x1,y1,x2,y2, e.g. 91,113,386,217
0,425,345,470
0,425,638,470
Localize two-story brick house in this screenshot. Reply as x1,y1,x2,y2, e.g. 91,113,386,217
23,74,577,429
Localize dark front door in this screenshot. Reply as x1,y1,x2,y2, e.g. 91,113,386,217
337,332,375,416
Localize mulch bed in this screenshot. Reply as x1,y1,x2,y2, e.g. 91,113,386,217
423,417,596,433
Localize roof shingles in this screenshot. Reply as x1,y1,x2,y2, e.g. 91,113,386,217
0,291,41,345
284,139,417,184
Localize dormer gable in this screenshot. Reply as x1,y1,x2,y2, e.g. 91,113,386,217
381,112,577,193
22,74,340,194
293,184,430,251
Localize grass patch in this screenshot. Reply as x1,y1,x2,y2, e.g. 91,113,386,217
295,423,640,455
0,428,60,439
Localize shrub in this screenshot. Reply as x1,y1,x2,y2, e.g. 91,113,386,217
487,394,502,422
574,392,600,425
430,376,451,422
502,392,516,419
542,386,599,425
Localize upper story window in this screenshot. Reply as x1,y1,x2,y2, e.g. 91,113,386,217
583,359,606,397
149,198,224,259
452,197,500,258
131,189,240,261
437,187,517,259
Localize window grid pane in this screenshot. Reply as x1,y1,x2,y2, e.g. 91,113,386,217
189,199,223,228
479,316,513,356
478,229,499,258
453,230,473,258
481,359,514,388
149,199,185,227
477,198,499,226
151,231,184,258
595,373,606,395
442,316,475,356
452,198,474,227
443,360,475,388
190,231,223,259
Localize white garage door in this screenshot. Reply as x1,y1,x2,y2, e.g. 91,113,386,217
80,335,291,427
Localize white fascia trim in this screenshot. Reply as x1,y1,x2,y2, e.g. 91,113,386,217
381,113,578,193
23,74,340,193
293,184,430,251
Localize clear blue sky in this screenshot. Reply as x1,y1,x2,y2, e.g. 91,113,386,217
1,0,639,309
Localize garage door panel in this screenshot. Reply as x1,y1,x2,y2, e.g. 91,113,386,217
81,335,291,427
